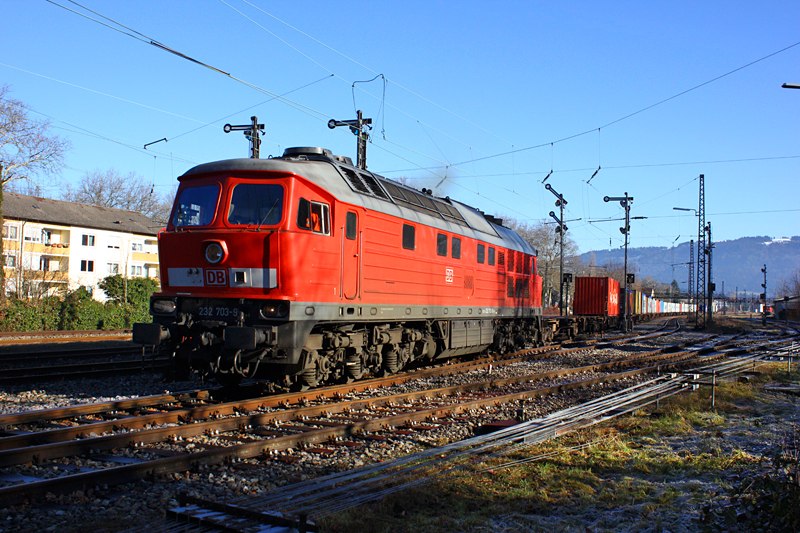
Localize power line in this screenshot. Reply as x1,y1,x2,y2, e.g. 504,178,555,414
380,154,800,177
47,0,333,123
225,0,550,171
442,39,800,168
659,208,800,218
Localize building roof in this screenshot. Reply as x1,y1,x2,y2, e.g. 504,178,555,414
2,192,162,236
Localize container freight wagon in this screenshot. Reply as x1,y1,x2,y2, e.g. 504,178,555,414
573,277,620,316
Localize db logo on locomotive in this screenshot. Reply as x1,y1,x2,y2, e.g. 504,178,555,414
205,269,227,286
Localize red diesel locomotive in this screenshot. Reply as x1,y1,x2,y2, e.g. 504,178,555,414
133,147,545,388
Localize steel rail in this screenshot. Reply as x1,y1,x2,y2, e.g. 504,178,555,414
0,325,683,440
0,338,713,464
0,349,699,505
0,345,143,363
225,337,791,520
0,359,170,384
247,376,689,518
0,326,765,506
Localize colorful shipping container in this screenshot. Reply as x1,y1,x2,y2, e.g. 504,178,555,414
573,277,620,316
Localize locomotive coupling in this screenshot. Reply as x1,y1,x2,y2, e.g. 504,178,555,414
224,326,277,350
132,323,171,346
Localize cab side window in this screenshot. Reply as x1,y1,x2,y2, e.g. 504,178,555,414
297,198,330,235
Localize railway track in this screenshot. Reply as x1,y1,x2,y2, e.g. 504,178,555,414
0,343,166,384
0,329,132,345
0,324,788,508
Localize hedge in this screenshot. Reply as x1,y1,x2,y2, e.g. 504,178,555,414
0,275,157,332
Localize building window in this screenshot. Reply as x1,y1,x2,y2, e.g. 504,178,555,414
436,233,447,256
107,263,119,275
2,225,18,240
4,255,16,268
24,227,42,243
131,265,142,276
452,237,461,259
132,242,143,252
81,260,94,272
402,224,415,250
477,244,485,264
82,234,96,246
107,237,121,249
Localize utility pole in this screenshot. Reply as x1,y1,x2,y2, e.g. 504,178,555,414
545,184,568,316
223,116,264,159
761,265,768,326
605,193,634,332
328,110,372,169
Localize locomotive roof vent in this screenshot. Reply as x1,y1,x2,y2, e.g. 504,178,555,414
282,147,335,161
333,154,354,166
483,214,504,227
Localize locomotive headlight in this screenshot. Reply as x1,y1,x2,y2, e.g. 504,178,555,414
261,302,289,318
152,298,176,315
204,240,228,264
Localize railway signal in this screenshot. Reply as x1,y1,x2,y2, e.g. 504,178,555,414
328,110,372,170
605,193,634,332
223,116,264,159
761,264,767,326
546,184,569,316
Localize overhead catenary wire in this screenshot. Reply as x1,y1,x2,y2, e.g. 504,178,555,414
47,0,334,124
39,0,800,251
47,0,549,207
224,0,551,171
444,38,800,169
383,154,800,178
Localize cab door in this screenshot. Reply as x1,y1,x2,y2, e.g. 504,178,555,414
342,211,360,299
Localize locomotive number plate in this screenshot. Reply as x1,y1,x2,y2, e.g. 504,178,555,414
180,299,241,322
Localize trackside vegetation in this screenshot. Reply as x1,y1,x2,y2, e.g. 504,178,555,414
0,275,157,331
321,363,800,533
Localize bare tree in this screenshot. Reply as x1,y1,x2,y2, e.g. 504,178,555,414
502,217,582,308
776,268,800,299
0,85,70,295
62,169,174,224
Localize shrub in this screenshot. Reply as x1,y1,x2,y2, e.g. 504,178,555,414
0,277,157,332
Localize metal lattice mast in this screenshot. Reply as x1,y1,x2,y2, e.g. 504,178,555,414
696,174,706,327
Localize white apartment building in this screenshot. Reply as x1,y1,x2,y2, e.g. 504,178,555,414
1,193,161,301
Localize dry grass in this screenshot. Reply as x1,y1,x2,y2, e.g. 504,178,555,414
321,363,800,533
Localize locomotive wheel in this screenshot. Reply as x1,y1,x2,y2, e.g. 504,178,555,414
296,349,324,389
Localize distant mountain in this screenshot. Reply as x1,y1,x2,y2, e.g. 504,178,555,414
579,236,800,298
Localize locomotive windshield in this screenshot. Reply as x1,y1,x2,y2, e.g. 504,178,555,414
227,183,284,226
172,184,220,227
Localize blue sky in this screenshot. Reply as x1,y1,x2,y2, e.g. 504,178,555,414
3,1,798,255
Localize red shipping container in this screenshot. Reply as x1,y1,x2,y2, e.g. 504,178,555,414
573,276,621,316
